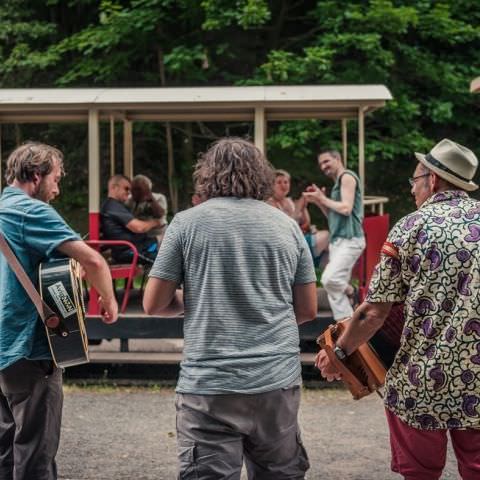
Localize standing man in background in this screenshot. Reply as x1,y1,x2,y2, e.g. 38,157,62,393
304,149,365,321
144,137,317,479
0,142,118,480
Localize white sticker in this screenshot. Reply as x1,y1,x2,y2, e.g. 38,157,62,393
47,281,76,318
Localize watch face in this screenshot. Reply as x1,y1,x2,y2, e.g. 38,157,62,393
334,346,346,360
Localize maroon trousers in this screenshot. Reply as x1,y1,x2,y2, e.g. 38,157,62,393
386,409,480,480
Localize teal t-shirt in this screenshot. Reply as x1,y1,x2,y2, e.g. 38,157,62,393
328,170,364,242
0,186,80,370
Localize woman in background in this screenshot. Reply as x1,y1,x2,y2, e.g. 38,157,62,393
267,169,328,263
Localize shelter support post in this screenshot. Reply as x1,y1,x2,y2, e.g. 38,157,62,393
110,116,115,177
123,119,133,178
88,109,100,240
254,107,266,154
358,107,366,197
342,119,348,167
88,109,101,315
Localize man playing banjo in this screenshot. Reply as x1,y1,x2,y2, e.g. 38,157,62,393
0,142,118,480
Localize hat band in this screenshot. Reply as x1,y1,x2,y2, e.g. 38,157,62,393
426,153,470,183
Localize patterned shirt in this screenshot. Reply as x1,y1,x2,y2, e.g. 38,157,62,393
149,197,316,394
367,190,480,430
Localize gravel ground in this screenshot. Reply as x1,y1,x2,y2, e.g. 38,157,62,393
58,386,459,480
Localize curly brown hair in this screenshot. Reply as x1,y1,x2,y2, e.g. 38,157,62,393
5,142,64,185
193,137,274,200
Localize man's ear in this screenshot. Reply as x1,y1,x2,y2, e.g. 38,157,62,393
431,172,441,192
32,172,41,187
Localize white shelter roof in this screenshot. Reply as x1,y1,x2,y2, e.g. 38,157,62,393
0,85,392,123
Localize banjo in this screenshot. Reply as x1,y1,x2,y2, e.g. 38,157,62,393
39,258,89,368
0,232,89,368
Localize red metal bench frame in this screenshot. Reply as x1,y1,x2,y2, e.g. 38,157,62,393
86,239,143,314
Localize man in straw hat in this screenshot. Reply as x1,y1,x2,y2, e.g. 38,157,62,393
317,139,480,479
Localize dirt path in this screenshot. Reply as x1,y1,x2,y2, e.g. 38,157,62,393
58,386,459,480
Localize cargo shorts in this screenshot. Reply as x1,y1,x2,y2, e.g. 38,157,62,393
175,385,309,479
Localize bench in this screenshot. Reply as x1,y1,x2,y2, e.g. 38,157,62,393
86,239,144,313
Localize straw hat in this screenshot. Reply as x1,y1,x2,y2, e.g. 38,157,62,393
415,139,478,191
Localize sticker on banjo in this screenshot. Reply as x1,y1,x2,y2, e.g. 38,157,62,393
47,281,76,318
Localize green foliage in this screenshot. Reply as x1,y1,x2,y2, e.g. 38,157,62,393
0,0,479,224
201,0,270,30
0,1,59,85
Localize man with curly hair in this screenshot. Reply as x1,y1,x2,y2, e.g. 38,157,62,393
144,137,317,479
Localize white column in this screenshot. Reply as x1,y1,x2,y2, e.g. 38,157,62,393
342,119,348,167
358,107,365,196
88,110,100,214
110,116,115,177
254,107,266,154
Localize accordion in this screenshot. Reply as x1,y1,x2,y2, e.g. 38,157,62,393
317,303,404,400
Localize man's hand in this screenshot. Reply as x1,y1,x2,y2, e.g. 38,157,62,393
303,184,327,206
99,296,118,324
315,349,342,382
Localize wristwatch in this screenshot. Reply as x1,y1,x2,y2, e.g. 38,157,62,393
333,345,347,360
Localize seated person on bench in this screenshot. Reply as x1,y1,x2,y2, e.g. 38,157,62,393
126,174,168,245
100,174,162,266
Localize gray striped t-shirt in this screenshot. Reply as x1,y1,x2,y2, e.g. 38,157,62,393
149,197,316,394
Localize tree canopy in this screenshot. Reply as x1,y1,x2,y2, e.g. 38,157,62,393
0,0,478,231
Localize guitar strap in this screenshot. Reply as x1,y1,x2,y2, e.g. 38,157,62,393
0,232,61,329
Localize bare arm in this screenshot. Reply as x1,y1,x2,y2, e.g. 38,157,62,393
303,174,357,217
320,174,356,216
316,301,393,379
336,301,393,354
293,197,311,227
143,277,184,317
126,217,161,234
293,282,318,325
57,240,118,324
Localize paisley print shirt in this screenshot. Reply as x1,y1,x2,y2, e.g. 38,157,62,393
367,190,480,430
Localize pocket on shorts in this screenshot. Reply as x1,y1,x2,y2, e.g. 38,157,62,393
352,236,366,251
178,441,222,480
178,442,198,480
